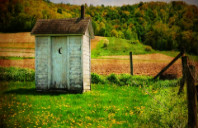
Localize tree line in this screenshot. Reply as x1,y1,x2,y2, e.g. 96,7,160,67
0,0,198,54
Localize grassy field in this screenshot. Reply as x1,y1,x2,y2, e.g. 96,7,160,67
0,67,193,128
91,37,155,58
91,37,198,62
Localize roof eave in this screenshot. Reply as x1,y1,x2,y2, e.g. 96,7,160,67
32,34,83,36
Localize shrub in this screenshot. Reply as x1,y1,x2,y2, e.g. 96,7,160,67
145,45,152,52
107,74,120,84
0,67,35,81
91,73,105,84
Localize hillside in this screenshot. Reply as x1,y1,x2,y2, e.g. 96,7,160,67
0,0,198,54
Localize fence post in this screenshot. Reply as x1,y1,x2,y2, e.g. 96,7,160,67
187,65,197,128
178,56,187,94
130,52,133,75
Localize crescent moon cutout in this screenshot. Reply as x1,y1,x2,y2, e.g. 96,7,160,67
58,47,62,54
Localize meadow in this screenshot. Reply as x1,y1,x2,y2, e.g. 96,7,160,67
0,33,197,127
0,67,192,128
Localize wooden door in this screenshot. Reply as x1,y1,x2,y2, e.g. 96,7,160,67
51,37,67,89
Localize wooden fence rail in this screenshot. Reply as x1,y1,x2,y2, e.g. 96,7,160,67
154,51,184,79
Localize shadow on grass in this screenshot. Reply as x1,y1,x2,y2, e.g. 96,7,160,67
4,88,82,96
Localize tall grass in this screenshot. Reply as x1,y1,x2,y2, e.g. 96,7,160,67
0,67,34,81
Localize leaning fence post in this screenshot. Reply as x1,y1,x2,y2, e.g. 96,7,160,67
130,52,133,75
178,56,187,94
154,51,184,79
186,64,197,128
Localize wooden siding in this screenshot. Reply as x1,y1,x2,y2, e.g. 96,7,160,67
82,28,91,91
35,35,89,92
69,36,83,91
35,36,50,90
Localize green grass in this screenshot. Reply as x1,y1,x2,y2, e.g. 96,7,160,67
0,67,35,81
91,37,155,58
0,67,192,127
0,56,35,60
0,78,190,127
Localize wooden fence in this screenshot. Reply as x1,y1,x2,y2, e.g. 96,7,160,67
178,56,197,128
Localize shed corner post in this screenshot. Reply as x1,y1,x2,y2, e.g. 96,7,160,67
35,36,38,88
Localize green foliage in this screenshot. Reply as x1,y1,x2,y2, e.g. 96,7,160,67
107,74,120,84
144,45,153,52
57,8,62,14
0,1,198,54
91,73,105,84
0,67,35,81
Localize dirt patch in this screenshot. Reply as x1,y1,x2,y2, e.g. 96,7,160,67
91,59,183,77
0,48,34,53
1,53,197,78
0,59,35,69
0,32,35,43
0,42,35,49
0,52,35,57
100,54,178,63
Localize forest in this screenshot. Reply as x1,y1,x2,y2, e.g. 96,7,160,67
0,0,198,54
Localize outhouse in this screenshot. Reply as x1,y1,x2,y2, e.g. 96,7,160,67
31,6,94,92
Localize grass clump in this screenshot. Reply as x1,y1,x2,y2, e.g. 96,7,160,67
91,73,105,84
0,67,35,81
107,74,120,84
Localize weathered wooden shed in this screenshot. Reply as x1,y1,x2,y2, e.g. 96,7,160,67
31,6,94,92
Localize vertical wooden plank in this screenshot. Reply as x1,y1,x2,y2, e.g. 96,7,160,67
89,36,91,90
130,52,133,75
35,37,38,87
47,36,51,89
61,37,67,89
67,36,70,90
187,65,197,128
81,35,84,92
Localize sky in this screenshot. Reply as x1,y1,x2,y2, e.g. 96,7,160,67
50,0,198,6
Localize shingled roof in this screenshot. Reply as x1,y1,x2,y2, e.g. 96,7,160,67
31,17,94,38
